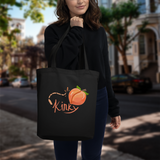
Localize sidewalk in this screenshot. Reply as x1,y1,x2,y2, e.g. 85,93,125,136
0,109,144,160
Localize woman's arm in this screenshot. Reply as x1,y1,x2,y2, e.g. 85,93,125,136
44,25,84,68
102,27,120,118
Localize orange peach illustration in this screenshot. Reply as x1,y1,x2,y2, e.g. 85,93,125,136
68,85,89,105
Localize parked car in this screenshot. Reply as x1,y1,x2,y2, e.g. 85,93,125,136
111,74,152,94
11,77,30,88
0,78,9,86
30,77,37,89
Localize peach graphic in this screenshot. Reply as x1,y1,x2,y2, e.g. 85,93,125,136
68,85,89,105
48,86,89,114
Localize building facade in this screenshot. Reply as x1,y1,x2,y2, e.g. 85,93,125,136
0,18,26,78
37,26,46,44
112,0,160,83
8,18,25,40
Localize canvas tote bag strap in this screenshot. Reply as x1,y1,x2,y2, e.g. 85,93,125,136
48,25,70,67
48,24,89,70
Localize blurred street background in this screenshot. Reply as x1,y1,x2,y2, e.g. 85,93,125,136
0,0,160,160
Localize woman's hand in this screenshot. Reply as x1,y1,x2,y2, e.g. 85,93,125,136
70,16,84,28
110,115,121,129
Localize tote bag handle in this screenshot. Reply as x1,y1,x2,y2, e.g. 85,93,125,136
48,24,89,70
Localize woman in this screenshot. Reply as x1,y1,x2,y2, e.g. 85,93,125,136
44,0,121,159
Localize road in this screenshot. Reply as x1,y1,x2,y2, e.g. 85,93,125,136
0,86,160,160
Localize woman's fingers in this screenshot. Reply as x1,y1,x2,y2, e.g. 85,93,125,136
110,116,121,129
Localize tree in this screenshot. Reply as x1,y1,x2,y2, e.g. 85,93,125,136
0,0,55,76
9,64,26,78
99,0,150,74
23,45,44,81
0,1,23,73
20,0,57,23
0,0,57,32
0,0,57,49
0,30,20,73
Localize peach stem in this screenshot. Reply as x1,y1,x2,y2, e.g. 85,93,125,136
82,89,86,92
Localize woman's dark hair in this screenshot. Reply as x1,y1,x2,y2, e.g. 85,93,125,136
52,0,103,30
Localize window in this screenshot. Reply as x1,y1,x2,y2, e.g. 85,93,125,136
16,23,22,29
150,0,156,12
107,34,112,65
27,58,31,63
139,35,145,54
138,0,146,14
129,74,139,79
16,33,21,36
11,57,14,63
119,75,128,80
101,0,110,8
14,79,18,82
15,57,18,63
111,75,119,81
21,78,27,81
2,79,7,82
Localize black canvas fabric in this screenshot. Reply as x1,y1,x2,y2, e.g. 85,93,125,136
36,24,99,141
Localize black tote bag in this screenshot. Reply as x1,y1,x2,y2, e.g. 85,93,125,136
36,24,100,141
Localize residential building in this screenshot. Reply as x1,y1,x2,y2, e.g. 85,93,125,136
37,26,46,44
112,0,160,83
0,18,25,78
8,17,25,40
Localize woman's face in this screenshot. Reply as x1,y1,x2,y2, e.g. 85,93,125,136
65,0,89,18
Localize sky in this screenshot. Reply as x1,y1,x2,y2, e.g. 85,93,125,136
8,4,58,43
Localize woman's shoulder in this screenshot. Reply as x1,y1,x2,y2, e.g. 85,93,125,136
90,25,106,36
45,22,62,32
45,21,69,37
99,26,106,34
95,26,106,40
44,23,56,34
